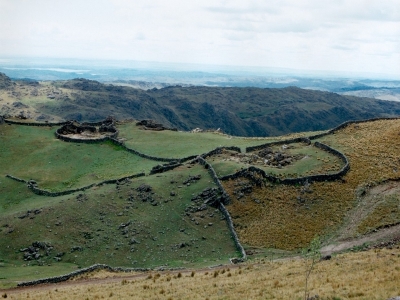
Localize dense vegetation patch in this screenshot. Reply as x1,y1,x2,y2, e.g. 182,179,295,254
223,119,400,250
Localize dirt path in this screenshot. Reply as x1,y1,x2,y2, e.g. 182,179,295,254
321,223,400,256
334,180,400,240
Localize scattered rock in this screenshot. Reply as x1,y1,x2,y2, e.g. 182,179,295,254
70,246,83,253
129,238,140,245
183,175,201,185
137,184,152,193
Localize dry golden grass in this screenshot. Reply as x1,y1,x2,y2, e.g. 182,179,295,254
223,119,400,249
5,246,400,299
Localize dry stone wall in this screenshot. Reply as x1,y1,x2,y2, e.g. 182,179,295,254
221,142,350,185
308,116,400,140
219,203,247,260
4,119,67,126
6,173,145,197
246,137,310,153
197,156,246,261
17,264,184,287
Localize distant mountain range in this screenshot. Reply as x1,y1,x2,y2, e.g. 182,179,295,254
2,72,400,137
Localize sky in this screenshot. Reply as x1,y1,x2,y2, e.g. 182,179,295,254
0,0,399,77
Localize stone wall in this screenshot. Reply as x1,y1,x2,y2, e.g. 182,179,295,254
4,119,67,126
6,173,145,197
197,156,230,205
246,137,311,153
200,146,242,159
196,156,246,261
5,174,27,183
17,263,184,287
149,162,182,175
308,116,400,140
219,203,247,260
221,141,350,185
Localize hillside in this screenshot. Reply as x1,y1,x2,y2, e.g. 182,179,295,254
2,73,400,136
4,246,400,299
1,116,400,296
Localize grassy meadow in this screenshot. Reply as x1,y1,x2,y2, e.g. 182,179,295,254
117,122,318,158
0,124,157,191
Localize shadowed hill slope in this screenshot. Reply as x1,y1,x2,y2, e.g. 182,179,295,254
2,75,400,136
44,78,400,136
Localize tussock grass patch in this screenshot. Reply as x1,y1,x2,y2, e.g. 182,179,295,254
223,119,400,250
6,246,400,299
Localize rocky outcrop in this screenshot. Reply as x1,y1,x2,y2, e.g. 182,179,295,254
0,72,13,89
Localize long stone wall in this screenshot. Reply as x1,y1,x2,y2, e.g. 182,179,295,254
4,119,68,126
245,137,311,153
197,156,230,205
17,264,184,287
219,203,247,260
308,116,400,140
6,173,145,197
196,156,246,261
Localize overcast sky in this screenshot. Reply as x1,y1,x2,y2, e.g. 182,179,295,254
0,0,399,77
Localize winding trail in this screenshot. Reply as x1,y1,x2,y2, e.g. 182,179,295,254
321,223,400,256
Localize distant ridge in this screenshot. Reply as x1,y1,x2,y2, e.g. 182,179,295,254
2,75,400,137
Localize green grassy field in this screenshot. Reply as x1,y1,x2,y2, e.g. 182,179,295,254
117,122,281,157
208,143,343,178
0,124,157,191
0,164,239,288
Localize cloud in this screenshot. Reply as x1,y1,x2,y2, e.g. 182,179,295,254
0,0,399,77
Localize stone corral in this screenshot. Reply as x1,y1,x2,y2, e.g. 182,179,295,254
221,141,349,185
55,117,118,142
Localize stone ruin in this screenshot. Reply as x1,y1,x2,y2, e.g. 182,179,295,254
136,119,177,131
256,145,303,168
56,117,118,140
225,145,304,169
